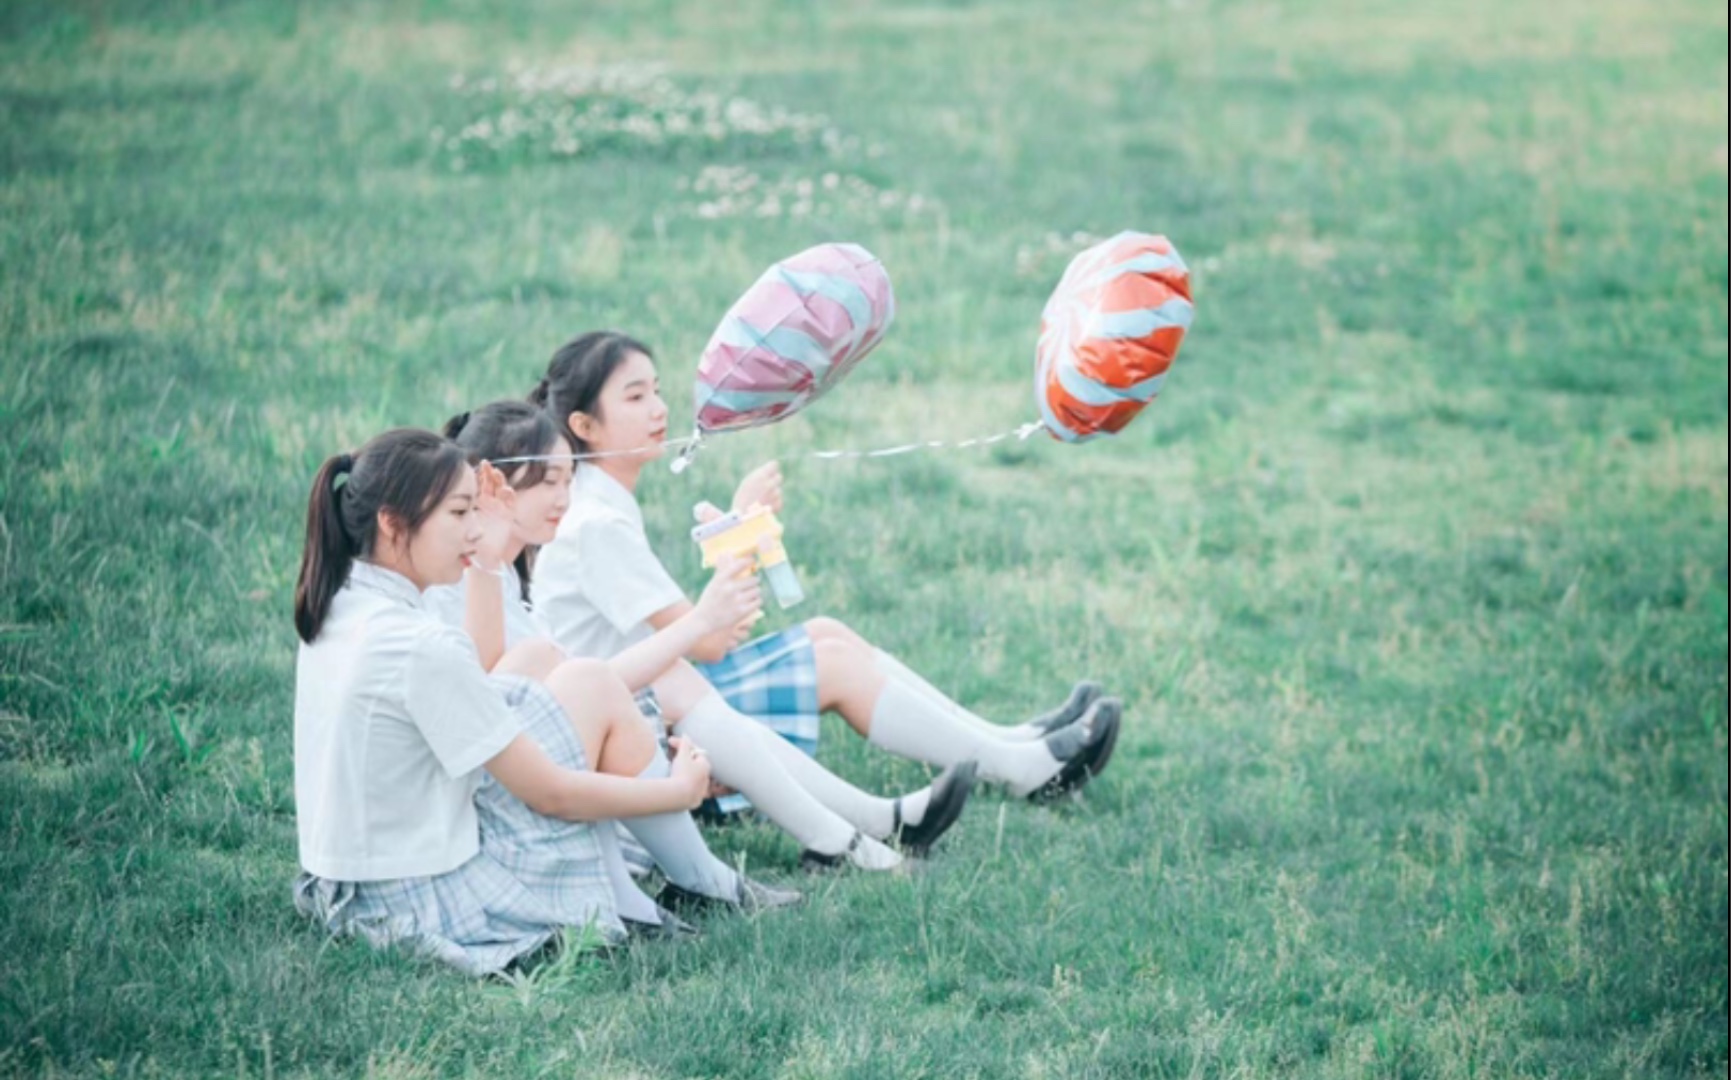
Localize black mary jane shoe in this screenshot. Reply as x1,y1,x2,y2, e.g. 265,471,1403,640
659,875,804,915
1027,680,1106,735
1027,697,1122,804
892,760,979,857
799,830,866,873
622,904,701,941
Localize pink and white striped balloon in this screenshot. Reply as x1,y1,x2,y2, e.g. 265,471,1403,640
694,243,896,435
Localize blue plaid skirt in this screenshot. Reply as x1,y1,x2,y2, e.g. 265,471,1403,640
294,676,626,976
693,625,820,814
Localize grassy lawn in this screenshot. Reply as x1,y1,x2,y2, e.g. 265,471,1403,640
1,0,1725,1076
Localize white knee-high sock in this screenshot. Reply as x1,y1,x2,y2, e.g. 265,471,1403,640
675,694,901,869
749,721,916,837
592,816,664,924
866,679,1090,798
874,650,1041,742
616,752,741,899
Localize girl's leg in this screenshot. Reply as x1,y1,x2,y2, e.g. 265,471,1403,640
494,637,566,683
653,662,903,869
805,617,1093,798
542,659,741,899
807,617,1095,740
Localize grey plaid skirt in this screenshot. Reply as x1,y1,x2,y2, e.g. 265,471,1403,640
294,676,627,976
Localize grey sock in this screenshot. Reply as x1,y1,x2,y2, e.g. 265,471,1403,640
594,817,664,924
616,752,742,900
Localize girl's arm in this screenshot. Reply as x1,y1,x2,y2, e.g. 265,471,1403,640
635,460,783,666
610,555,761,688
463,563,508,671
462,462,518,671
643,598,753,665
484,733,711,821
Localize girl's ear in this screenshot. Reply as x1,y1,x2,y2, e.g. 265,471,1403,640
375,508,405,552
568,411,594,441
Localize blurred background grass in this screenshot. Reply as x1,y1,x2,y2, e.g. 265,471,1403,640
1,1,1726,1076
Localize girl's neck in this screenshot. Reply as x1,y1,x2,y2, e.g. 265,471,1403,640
596,455,643,494
365,551,425,592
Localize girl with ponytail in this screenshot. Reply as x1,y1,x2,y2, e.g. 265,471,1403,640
527,333,1123,849
290,428,799,975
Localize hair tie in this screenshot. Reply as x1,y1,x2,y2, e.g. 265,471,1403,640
530,377,551,406
331,452,355,493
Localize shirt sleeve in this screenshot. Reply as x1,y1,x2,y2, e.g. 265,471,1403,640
402,625,522,778
573,516,689,634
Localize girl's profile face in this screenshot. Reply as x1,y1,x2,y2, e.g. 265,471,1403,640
509,438,573,546
397,465,483,589
581,350,667,460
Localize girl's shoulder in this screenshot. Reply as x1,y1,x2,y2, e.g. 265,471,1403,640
554,499,641,544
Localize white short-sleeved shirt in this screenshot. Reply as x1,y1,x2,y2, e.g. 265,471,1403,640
424,563,548,654
532,464,686,660
294,561,522,882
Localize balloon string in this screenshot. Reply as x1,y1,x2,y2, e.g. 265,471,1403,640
809,421,1046,460
488,421,1047,467
490,435,702,466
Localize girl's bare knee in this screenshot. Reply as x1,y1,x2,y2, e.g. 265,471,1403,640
807,615,868,651
545,657,632,716
495,638,564,681
548,656,613,690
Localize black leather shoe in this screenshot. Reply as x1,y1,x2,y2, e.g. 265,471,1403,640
892,760,979,857
1026,680,1105,735
799,830,864,873
658,875,804,915
622,904,701,941
1027,697,1122,803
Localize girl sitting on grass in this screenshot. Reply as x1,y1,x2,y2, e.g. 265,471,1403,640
424,401,978,879
290,427,798,976
525,331,1122,825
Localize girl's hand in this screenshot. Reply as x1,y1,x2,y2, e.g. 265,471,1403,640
471,462,517,571
667,736,713,808
694,554,763,634
724,618,757,651
732,460,783,514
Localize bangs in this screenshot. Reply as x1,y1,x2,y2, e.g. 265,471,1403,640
408,445,470,524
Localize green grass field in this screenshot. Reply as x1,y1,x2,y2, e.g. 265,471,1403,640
2,0,1726,1076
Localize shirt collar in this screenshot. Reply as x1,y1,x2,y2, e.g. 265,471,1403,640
573,463,644,528
347,560,425,609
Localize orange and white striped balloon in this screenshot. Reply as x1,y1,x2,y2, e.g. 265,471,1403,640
1035,232,1194,442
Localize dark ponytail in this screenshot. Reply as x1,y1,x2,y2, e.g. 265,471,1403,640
530,330,653,455
294,452,356,644
293,428,468,643
443,400,564,603
442,411,472,440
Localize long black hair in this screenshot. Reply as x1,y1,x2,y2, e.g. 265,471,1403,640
527,330,654,455
443,401,563,602
293,428,468,643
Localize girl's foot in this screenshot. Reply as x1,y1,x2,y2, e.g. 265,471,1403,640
799,831,905,872
1021,680,1105,737
1027,697,1122,803
892,761,979,856
658,875,804,915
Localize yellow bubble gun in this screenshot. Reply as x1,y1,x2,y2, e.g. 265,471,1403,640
692,503,805,609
